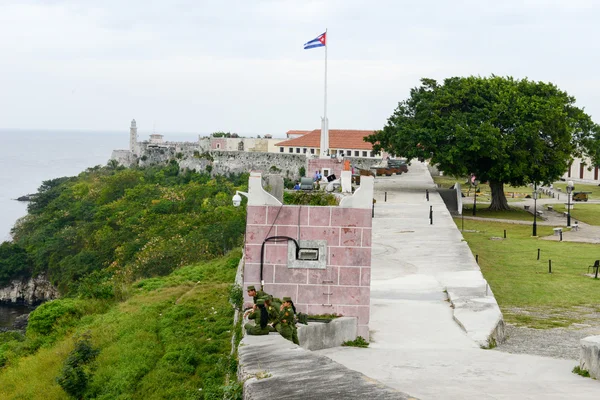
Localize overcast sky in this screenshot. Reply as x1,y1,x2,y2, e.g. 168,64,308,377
1,0,599,137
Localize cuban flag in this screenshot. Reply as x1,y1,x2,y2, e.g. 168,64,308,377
303,32,326,49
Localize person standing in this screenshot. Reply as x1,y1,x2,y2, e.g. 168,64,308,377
244,298,270,335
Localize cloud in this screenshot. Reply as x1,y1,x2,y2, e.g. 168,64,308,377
2,0,600,132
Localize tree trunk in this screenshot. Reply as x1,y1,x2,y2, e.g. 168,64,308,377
488,181,510,211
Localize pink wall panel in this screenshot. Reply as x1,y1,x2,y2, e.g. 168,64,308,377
244,203,372,339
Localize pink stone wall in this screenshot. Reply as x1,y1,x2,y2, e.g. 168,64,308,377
211,138,227,150
244,204,372,339
308,159,344,180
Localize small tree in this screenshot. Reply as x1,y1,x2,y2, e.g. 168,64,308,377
366,76,600,210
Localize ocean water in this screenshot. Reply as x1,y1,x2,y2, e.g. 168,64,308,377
0,129,205,242
0,129,202,326
0,129,130,242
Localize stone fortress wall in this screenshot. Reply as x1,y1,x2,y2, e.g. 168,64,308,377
111,120,384,180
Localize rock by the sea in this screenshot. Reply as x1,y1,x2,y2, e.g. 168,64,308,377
15,194,35,202
0,275,59,305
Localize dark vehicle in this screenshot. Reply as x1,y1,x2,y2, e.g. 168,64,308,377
573,192,591,202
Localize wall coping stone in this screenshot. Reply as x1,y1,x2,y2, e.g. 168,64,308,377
238,334,416,400
580,335,600,379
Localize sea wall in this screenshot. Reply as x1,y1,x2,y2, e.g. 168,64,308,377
113,142,385,183
0,275,59,305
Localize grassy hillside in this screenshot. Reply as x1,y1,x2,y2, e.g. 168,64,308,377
0,250,243,399
1,163,247,295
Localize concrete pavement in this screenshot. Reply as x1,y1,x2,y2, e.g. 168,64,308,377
316,161,600,399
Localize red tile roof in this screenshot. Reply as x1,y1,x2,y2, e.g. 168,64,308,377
276,129,375,150
286,130,311,137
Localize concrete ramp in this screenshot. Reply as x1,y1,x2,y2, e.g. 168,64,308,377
239,334,416,399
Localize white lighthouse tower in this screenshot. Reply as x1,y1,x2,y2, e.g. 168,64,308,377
129,119,138,155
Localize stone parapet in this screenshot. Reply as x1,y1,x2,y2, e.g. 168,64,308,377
297,316,358,351
580,335,600,379
238,334,416,400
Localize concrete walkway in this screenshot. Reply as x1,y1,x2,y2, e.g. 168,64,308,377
317,161,600,400
239,334,415,399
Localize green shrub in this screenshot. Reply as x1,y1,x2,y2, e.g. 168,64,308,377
229,284,243,310
283,191,339,206
28,298,82,336
76,270,115,300
342,336,369,348
56,334,99,398
572,365,591,377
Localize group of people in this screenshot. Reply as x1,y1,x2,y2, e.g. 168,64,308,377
243,285,299,345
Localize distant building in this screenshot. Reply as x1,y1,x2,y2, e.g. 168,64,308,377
285,130,311,139
563,156,600,183
275,129,384,158
149,134,165,145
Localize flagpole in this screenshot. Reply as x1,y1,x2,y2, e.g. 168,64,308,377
320,28,329,159
324,28,327,126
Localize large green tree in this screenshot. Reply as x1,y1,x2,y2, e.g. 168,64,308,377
366,76,600,210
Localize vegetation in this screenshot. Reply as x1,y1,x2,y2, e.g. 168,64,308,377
211,131,239,138
0,163,250,397
572,366,591,378
367,76,600,211
283,191,339,206
0,251,243,399
458,219,600,328
553,181,600,199
433,175,533,198
551,203,600,226
1,162,247,294
460,206,534,221
341,336,369,348
307,313,341,321
0,242,31,285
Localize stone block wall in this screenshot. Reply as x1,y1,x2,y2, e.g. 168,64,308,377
243,187,373,339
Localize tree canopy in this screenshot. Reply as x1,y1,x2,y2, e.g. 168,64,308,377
366,76,600,210
2,164,248,294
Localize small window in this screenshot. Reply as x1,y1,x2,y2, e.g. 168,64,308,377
354,151,359,156
296,148,300,153
289,148,293,153
310,148,315,154
346,150,351,156
280,147,284,153
338,149,344,155
362,151,367,157
303,148,307,153
216,143,221,149
370,151,375,157
323,169,330,176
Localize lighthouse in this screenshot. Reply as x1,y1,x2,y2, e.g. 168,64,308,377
130,119,138,155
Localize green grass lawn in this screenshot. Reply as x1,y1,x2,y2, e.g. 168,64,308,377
0,250,243,399
553,181,600,200
551,203,600,226
456,219,600,328
461,205,535,221
433,175,533,199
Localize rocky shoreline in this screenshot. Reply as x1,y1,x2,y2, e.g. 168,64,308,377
0,313,30,333
0,275,59,305
15,194,35,202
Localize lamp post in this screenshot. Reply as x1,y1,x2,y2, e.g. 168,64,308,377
532,184,538,236
566,180,574,227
